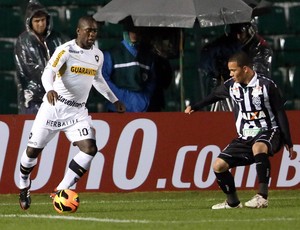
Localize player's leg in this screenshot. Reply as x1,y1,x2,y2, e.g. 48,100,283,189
211,139,253,209
245,129,282,208
19,125,57,210
19,147,42,210
244,142,270,208
212,158,242,209
56,118,97,190
56,139,97,190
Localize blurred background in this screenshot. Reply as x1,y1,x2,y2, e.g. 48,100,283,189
0,0,299,113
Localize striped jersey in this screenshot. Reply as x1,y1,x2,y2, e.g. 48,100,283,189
192,73,292,146
227,73,282,138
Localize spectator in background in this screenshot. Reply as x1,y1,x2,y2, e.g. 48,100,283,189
102,24,156,112
14,0,67,114
198,21,273,111
147,53,173,111
230,22,273,78
146,30,175,112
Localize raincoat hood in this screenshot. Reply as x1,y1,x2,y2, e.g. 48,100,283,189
14,0,67,114
25,0,52,37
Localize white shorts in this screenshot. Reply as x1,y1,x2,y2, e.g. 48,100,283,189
27,102,95,148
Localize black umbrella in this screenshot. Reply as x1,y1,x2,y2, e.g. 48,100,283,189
94,0,253,109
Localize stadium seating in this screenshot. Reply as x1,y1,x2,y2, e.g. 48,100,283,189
288,5,300,34
289,66,300,99
183,67,201,104
0,0,21,6
39,0,70,6
277,36,300,66
97,38,120,51
69,0,108,6
264,36,279,51
199,25,226,38
0,0,24,7
271,68,286,90
100,22,123,38
0,71,18,114
65,7,98,38
48,8,64,33
0,40,15,71
257,6,288,35
0,8,24,37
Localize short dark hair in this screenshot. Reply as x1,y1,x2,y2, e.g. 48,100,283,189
228,51,253,68
32,10,48,18
77,15,97,28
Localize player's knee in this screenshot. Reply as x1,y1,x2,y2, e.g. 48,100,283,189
85,145,98,156
212,158,229,173
252,142,268,154
81,143,98,156
76,139,98,156
26,147,42,158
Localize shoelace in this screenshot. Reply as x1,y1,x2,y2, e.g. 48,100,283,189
19,189,30,199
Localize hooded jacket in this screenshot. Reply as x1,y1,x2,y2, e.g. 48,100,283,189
14,0,67,114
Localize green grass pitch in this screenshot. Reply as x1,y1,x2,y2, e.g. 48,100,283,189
0,190,299,230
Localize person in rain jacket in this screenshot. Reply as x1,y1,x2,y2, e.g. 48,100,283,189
102,25,156,112
14,0,67,114
198,21,273,111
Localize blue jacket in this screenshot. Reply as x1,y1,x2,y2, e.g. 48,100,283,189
102,40,155,112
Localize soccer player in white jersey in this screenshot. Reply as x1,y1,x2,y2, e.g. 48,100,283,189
18,16,126,210
185,51,296,209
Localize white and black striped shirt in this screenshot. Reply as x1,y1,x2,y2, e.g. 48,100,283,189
192,73,293,147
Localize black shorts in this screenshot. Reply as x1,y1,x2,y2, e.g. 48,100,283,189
218,128,282,168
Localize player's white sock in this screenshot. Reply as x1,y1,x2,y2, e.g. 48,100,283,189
19,150,38,189
57,151,93,190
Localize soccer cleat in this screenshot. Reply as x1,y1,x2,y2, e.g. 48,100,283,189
245,194,268,208
19,183,31,210
50,188,58,199
212,200,243,210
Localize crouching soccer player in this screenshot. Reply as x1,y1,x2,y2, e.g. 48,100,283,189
185,51,296,209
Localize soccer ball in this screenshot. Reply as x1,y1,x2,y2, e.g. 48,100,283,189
53,189,80,213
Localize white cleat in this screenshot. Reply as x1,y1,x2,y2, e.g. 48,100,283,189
245,194,268,208
212,200,243,210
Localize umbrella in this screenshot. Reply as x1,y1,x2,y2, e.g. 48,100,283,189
94,0,253,110
94,0,252,28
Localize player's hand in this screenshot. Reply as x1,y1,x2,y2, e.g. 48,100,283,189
46,90,58,105
185,106,194,114
114,101,126,113
285,145,297,160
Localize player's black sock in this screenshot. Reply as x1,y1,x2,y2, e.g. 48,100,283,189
20,164,34,176
69,159,87,177
215,171,239,205
255,153,270,198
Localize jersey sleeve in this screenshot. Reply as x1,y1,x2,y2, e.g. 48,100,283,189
191,82,230,111
41,46,69,92
93,55,119,103
48,47,69,72
269,82,293,147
